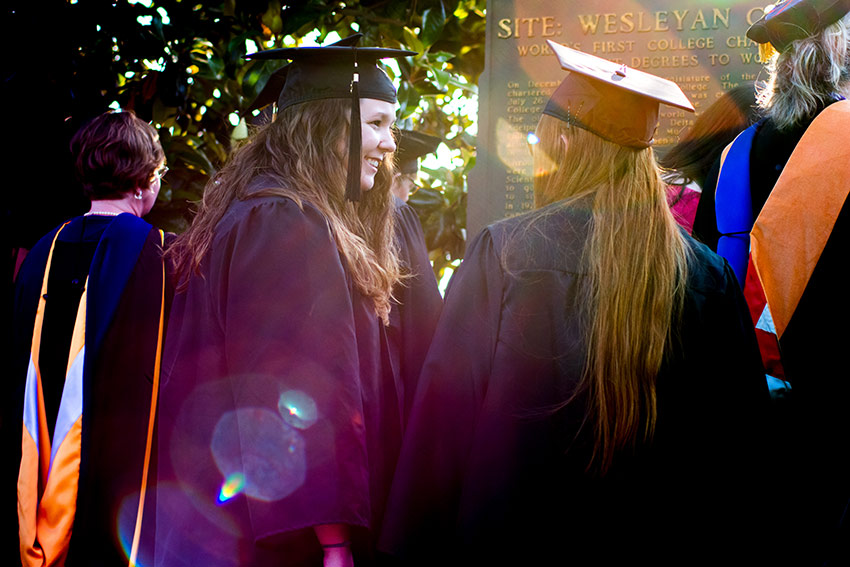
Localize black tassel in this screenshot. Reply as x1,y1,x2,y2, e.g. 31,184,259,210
345,57,362,202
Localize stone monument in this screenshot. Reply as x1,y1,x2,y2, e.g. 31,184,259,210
468,0,768,235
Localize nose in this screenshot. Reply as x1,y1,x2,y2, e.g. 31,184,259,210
380,129,397,152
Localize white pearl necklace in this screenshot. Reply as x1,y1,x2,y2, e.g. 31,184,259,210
84,211,122,217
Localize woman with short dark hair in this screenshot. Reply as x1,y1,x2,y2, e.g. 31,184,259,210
72,110,166,202
10,109,171,567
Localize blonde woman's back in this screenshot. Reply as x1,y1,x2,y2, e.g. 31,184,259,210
380,200,771,565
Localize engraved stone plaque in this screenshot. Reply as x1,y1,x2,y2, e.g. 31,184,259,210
468,0,768,235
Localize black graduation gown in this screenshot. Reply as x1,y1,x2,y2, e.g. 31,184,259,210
754,115,850,564
5,215,172,567
380,202,771,566
694,110,850,562
154,195,405,567
387,196,442,426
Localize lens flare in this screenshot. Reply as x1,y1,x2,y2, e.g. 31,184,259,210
527,132,540,145
218,472,245,503
116,491,154,567
278,390,318,430
211,408,307,502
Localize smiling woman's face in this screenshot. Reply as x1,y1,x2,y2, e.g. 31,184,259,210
359,98,397,192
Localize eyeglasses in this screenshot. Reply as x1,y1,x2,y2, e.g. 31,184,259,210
399,173,420,194
153,165,169,181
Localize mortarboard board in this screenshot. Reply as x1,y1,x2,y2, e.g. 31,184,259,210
244,38,415,201
396,129,442,174
246,33,364,115
543,40,694,149
747,0,850,53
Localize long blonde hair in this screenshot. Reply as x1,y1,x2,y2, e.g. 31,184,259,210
533,115,691,474
169,98,401,323
758,14,850,130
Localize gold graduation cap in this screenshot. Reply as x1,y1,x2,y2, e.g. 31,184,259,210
543,40,694,148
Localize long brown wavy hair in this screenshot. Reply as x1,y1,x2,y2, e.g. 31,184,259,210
532,114,691,475
169,98,401,323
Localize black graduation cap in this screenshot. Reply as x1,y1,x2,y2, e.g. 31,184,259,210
396,129,442,174
543,40,694,148
244,37,415,201
246,33,363,115
747,0,850,52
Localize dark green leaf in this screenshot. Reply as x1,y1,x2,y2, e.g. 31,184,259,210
421,4,447,47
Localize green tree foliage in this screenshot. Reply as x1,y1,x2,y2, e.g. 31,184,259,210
8,0,485,277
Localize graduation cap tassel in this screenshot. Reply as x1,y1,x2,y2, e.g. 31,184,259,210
345,51,362,202
241,41,415,198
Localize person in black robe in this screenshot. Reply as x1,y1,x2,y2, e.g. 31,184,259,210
657,83,758,235
693,2,850,562
154,41,415,567
387,129,443,424
389,129,441,204
244,44,442,437
380,42,771,566
388,198,441,425
5,110,171,567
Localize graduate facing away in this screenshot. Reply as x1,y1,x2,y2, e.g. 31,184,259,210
9,110,172,567
698,0,850,560
380,42,771,566
155,39,416,567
